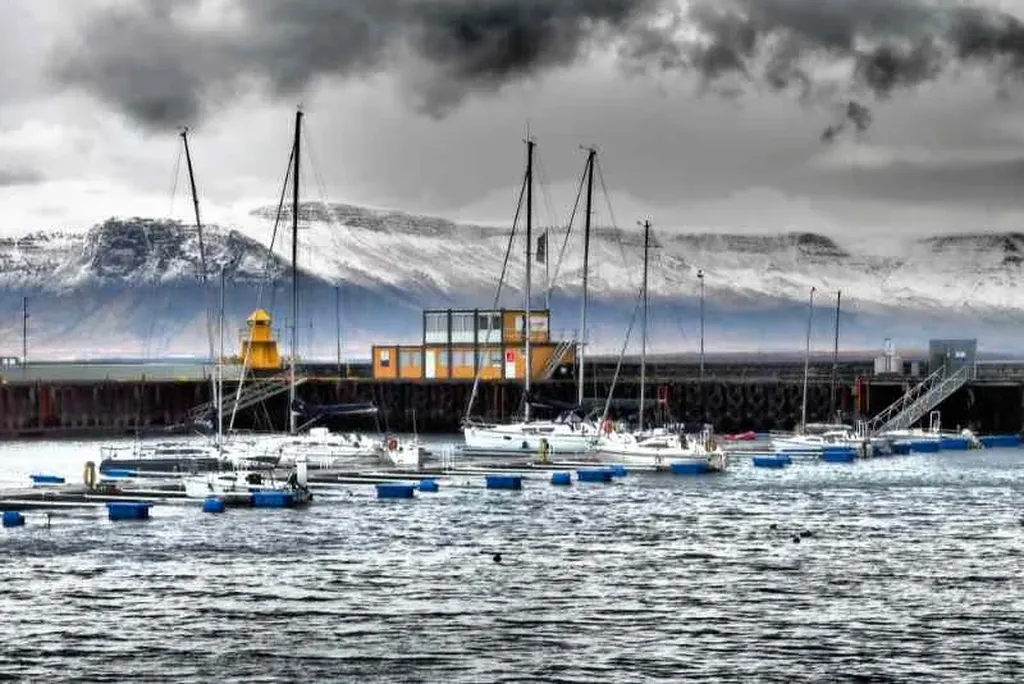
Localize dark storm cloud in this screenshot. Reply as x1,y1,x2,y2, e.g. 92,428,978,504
50,0,1024,136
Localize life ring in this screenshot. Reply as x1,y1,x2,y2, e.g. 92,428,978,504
83,460,96,489
387,437,398,451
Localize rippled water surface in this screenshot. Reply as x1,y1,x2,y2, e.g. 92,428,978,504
2,439,1024,683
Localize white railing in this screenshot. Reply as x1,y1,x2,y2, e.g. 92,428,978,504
868,365,972,436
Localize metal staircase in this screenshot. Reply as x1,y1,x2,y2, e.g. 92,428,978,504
866,364,973,436
539,338,576,381
184,371,307,426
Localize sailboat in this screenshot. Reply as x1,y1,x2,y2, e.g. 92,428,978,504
594,219,728,472
182,110,319,503
98,128,278,477
461,141,599,455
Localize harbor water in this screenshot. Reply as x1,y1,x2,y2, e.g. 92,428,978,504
2,437,1024,682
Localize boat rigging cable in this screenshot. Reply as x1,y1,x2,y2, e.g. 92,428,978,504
227,142,294,433
463,159,529,422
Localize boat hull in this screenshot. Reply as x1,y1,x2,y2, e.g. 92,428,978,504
462,426,595,454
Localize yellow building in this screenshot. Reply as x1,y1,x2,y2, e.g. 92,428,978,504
372,308,575,382
238,309,281,370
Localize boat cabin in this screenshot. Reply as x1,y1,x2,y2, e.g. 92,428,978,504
371,308,575,382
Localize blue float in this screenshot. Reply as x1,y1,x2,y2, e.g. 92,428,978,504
577,469,614,483
376,484,416,499
670,461,710,475
939,436,970,450
550,472,572,486
909,440,940,454
102,469,137,478
980,434,1021,449
202,497,226,514
485,475,522,490
821,449,857,463
752,456,788,469
30,474,65,485
106,502,152,521
2,511,25,528
610,465,628,477
252,490,297,508
417,479,439,493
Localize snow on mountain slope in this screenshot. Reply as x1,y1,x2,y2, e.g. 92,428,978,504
0,204,1021,359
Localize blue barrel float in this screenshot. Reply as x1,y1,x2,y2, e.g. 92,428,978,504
909,440,940,454
30,474,65,486
417,479,439,493
107,502,152,521
670,461,710,475
485,475,522,491
821,447,857,463
939,436,971,451
202,497,226,514
980,434,1022,449
252,491,299,508
550,472,572,486
891,442,912,455
752,455,789,469
2,511,25,528
610,465,628,478
577,469,614,483
376,484,416,499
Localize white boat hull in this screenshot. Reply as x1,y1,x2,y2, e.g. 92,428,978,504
462,424,596,453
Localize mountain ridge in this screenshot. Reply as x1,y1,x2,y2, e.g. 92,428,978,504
0,203,1020,359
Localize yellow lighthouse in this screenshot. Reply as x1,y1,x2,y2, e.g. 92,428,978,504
238,309,281,370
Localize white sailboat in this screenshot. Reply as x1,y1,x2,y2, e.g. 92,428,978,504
594,219,727,473
461,140,599,455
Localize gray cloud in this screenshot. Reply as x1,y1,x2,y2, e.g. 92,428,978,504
0,167,43,187
49,0,1024,137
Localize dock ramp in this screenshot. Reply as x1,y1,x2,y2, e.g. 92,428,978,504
866,364,973,436
183,372,307,427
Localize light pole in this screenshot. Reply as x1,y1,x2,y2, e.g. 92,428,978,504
697,269,705,383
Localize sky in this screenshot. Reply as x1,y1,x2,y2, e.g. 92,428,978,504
4,0,1024,244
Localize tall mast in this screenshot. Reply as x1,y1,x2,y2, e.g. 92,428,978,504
289,109,302,435
639,219,651,433
217,266,225,445
180,128,214,361
800,286,816,433
524,138,535,422
578,148,595,406
830,290,842,422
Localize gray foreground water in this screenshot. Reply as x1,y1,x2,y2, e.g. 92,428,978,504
1,439,1023,683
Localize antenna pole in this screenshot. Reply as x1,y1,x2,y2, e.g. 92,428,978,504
336,284,342,381
21,296,28,370
289,109,302,435
578,148,595,406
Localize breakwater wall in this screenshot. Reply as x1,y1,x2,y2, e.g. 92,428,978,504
0,375,1020,439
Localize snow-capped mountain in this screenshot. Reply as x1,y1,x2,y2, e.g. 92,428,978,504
0,203,1021,360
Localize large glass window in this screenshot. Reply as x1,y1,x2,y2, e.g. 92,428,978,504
451,312,474,343
399,350,421,368
424,312,448,343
